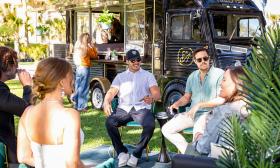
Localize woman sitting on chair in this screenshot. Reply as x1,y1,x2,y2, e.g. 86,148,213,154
17,57,85,168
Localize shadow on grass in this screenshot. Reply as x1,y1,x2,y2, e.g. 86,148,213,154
80,104,193,153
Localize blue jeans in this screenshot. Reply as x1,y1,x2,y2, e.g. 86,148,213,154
73,66,90,110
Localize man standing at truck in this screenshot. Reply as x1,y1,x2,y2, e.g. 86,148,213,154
103,49,161,167
162,47,225,154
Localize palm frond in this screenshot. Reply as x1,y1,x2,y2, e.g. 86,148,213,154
218,25,280,168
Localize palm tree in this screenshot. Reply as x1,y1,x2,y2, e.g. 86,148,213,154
0,3,23,52
217,25,280,168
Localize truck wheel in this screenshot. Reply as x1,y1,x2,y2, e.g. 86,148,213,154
90,82,104,109
163,83,185,108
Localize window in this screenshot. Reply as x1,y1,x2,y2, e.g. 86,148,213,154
125,3,145,54
239,18,260,37
77,12,89,37
170,15,191,40
211,12,261,39
125,4,145,41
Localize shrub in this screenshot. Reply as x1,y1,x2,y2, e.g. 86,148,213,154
20,43,48,60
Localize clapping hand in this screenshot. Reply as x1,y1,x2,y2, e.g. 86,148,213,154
17,69,32,86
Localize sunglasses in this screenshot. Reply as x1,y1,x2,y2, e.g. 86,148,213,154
196,56,209,63
130,58,141,63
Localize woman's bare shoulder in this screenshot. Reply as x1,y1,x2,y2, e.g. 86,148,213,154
63,108,81,123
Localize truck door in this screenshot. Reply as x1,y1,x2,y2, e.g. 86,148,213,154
162,9,207,107
164,10,206,78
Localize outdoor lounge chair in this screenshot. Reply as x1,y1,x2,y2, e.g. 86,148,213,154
111,98,151,160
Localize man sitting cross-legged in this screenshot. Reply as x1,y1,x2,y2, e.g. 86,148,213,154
103,49,161,167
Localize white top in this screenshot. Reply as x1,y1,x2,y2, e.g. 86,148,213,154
29,130,84,168
111,68,158,112
25,108,84,168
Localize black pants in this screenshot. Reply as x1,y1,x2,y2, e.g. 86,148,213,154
105,107,155,158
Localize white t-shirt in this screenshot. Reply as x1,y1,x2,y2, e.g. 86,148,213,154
111,68,158,112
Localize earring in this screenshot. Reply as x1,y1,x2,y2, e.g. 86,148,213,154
61,87,65,97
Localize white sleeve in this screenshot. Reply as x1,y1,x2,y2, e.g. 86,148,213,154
111,74,120,90
147,73,158,88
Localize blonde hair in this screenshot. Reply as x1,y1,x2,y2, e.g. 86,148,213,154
32,57,72,104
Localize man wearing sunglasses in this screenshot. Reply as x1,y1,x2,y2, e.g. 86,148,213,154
103,49,160,167
162,47,225,154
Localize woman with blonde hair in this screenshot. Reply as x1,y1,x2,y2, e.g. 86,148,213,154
73,33,98,112
17,57,84,168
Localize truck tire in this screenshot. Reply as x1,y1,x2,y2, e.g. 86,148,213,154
163,83,185,108
90,82,104,109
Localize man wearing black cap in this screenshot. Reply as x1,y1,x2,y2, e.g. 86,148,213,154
103,49,161,167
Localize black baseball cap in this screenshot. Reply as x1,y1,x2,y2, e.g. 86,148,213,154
126,49,141,61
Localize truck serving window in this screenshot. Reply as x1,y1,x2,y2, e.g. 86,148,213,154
211,13,261,39
125,3,145,54
77,12,90,39
170,15,191,40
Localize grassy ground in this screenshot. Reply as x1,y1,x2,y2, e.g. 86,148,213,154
6,79,192,153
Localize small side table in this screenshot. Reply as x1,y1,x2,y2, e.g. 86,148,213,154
155,112,171,163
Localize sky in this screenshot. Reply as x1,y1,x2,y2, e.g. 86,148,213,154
254,0,280,14
266,0,280,14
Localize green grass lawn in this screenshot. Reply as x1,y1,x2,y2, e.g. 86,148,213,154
6,80,192,153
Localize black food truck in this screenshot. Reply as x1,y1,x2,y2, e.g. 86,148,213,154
60,0,265,109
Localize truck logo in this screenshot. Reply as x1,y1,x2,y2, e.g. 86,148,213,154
177,48,193,66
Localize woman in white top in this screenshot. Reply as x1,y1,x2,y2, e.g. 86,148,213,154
17,57,84,168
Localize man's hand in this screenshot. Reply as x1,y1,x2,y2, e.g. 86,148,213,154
17,69,32,86
186,103,200,119
103,102,112,117
193,132,203,141
169,103,179,111
143,95,153,105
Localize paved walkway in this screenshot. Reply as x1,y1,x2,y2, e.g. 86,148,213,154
81,145,174,168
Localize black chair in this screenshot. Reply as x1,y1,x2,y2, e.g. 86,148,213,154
171,154,217,168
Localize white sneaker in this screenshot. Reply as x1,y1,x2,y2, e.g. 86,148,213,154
118,152,129,167
127,154,138,167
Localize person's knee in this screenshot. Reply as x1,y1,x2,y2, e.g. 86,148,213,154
143,121,155,132
105,117,117,128
161,123,173,137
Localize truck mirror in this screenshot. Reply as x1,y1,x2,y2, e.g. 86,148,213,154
192,10,201,19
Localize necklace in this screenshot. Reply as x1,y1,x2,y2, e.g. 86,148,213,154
42,99,63,104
